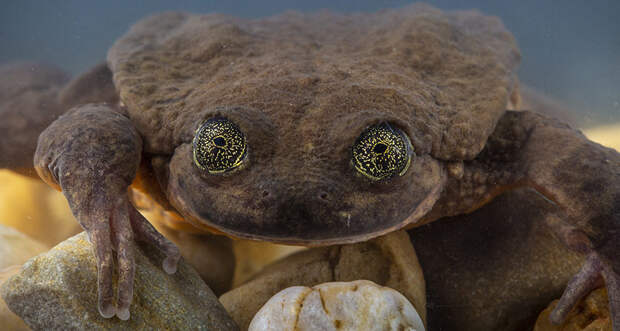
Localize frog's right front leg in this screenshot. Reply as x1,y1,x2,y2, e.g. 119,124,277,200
34,104,181,320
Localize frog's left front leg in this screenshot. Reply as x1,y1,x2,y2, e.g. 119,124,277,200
35,104,181,319
434,110,619,328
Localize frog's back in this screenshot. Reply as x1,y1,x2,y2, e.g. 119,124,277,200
108,3,519,159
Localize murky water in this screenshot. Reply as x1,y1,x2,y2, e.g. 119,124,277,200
1,0,619,125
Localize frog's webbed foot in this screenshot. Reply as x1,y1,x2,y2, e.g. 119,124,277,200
78,195,181,319
550,251,620,326
35,104,180,320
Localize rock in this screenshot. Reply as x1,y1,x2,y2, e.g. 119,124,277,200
1,266,31,331
534,287,611,331
0,224,49,269
1,232,238,330
220,230,425,330
408,188,585,331
249,280,425,331
231,240,305,287
0,225,47,331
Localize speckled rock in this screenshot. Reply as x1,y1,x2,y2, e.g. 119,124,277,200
220,230,425,330
0,224,49,269
534,287,611,331
1,232,238,330
1,266,30,331
409,188,585,331
249,280,425,331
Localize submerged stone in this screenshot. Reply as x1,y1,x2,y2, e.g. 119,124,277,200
534,287,611,331
249,280,425,331
220,230,425,330
1,266,31,331
1,232,238,330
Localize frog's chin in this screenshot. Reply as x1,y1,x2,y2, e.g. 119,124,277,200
166,170,446,247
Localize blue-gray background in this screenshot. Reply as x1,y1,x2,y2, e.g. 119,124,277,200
1,0,618,125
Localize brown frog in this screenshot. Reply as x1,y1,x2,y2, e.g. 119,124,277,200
0,3,618,328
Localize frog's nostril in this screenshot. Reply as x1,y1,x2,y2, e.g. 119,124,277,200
318,191,329,201
261,190,270,198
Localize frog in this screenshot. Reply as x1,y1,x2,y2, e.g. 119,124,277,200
0,3,618,328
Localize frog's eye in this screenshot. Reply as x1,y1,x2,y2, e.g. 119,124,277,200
352,122,413,181
193,117,247,174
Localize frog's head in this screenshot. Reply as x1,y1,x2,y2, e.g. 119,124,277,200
109,5,519,244
166,106,445,245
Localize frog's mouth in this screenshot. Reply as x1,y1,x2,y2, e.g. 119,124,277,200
165,144,446,246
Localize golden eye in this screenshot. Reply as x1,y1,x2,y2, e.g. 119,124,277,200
193,117,247,174
352,122,413,181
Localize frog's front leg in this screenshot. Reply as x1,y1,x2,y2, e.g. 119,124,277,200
433,110,619,329
34,104,181,320
508,111,619,328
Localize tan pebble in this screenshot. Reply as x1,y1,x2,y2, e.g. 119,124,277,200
220,231,425,330
533,286,611,330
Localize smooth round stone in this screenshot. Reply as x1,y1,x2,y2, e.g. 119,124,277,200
249,280,425,331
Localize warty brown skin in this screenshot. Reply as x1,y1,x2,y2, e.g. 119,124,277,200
0,3,618,328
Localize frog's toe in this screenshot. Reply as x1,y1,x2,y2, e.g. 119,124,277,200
111,198,135,320
549,253,603,324
605,266,620,330
129,205,181,274
80,196,137,319
550,252,620,329
85,218,116,318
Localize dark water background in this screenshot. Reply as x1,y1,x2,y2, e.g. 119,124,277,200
2,0,618,126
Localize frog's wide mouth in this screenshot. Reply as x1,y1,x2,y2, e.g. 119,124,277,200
171,178,444,246
165,144,446,245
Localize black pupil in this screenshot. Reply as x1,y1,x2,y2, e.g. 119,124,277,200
213,137,226,147
373,143,387,154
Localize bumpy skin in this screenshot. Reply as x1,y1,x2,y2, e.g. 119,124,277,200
2,3,618,326
107,4,518,243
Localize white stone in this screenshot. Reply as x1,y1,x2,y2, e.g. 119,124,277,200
249,280,425,331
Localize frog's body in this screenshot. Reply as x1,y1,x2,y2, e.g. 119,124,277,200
0,3,618,328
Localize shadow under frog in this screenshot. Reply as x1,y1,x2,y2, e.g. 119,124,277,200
410,188,585,330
